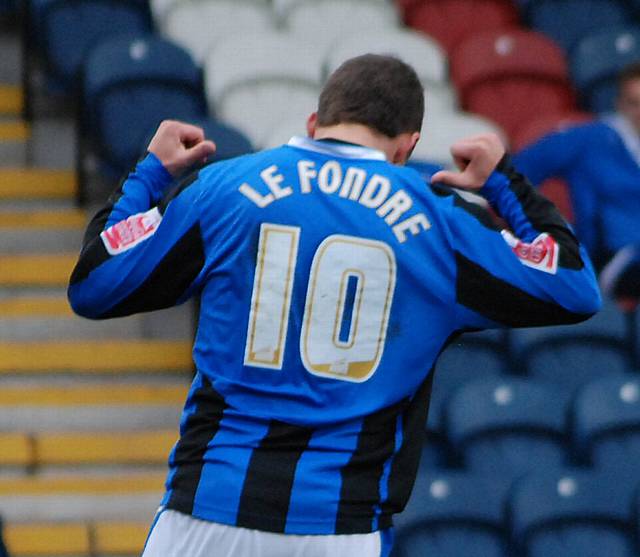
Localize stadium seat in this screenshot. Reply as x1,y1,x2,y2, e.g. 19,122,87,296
509,469,638,557
572,374,640,469
512,111,593,222
451,29,575,139
512,111,594,152
284,0,401,57
445,378,570,476
402,0,519,55
29,0,152,93
427,329,510,434
393,472,511,557
205,32,323,148
411,110,506,165
161,0,276,64
511,300,632,394
80,35,210,180
571,27,640,113
525,0,631,55
324,28,447,86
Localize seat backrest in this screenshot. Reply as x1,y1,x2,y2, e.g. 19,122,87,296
285,0,400,57
40,0,152,88
527,0,631,54
403,0,519,54
445,377,569,474
512,111,593,151
509,470,637,557
452,29,574,138
412,110,506,165
215,83,321,148
83,35,206,170
571,27,640,113
162,0,276,64
205,31,324,108
572,374,640,467
324,27,447,85
394,472,511,557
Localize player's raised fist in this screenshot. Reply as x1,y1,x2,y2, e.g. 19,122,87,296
431,133,506,190
148,120,217,177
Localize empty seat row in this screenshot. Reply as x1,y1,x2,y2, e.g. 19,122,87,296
159,0,401,63
423,373,640,474
394,468,640,557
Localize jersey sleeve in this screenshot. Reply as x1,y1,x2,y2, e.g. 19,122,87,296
67,153,208,319
442,155,602,330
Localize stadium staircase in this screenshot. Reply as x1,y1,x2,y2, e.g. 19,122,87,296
0,29,191,557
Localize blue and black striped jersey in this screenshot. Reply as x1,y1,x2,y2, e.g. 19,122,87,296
68,137,601,535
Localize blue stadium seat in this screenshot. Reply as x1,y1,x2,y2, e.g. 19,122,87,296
428,329,511,434
511,300,632,393
571,27,640,113
509,469,637,557
81,35,207,176
526,0,630,54
393,472,511,557
30,0,152,92
445,377,570,476
572,374,640,469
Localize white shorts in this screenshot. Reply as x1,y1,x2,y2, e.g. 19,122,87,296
142,509,393,557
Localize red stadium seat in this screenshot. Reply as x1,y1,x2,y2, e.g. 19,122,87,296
401,0,519,54
451,29,576,139
511,111,593,151
513,111,594,223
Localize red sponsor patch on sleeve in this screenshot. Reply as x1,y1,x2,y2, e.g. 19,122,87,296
100,207,163,255
501,231,559,274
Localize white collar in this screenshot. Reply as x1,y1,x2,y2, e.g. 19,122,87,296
603,113,640,167
287,136,387,161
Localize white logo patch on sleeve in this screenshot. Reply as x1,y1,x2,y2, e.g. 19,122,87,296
501,230,559,274
100,207,163,255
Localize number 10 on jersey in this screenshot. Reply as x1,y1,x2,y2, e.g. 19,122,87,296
244,223,397,382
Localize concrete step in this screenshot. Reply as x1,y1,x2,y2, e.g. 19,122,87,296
0,168,76,200
0,296,194,340
0,208,86,228
0,384,186,431
0,253,76,287
0,84,22,116
0,340,193,374
0,120,29,142
4,521,150,557
0,209,85,252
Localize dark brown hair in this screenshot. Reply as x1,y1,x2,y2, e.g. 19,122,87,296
317,54,424,138
619,61,640,88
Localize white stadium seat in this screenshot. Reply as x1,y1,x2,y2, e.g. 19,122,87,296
205,31,324,104
427,82,459,113
411,111,506,166
205,32,323,148
325,28,447,85
285,0,401,57
262,117,310,150
217,84,320,149
162,0,276,64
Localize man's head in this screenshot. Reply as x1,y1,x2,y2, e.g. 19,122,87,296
308,54,424,164
618,62,640,133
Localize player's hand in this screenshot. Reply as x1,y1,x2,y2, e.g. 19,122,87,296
430,133,505,190
148,120,217,177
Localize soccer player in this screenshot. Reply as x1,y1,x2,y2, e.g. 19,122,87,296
68,55,601,557
514,62,640,302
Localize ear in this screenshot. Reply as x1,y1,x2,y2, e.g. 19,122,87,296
306,112,318,138
392,132,421,165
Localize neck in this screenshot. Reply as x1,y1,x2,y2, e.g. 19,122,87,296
313,123,394,160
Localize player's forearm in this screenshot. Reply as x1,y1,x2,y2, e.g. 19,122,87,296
481,155,584,270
